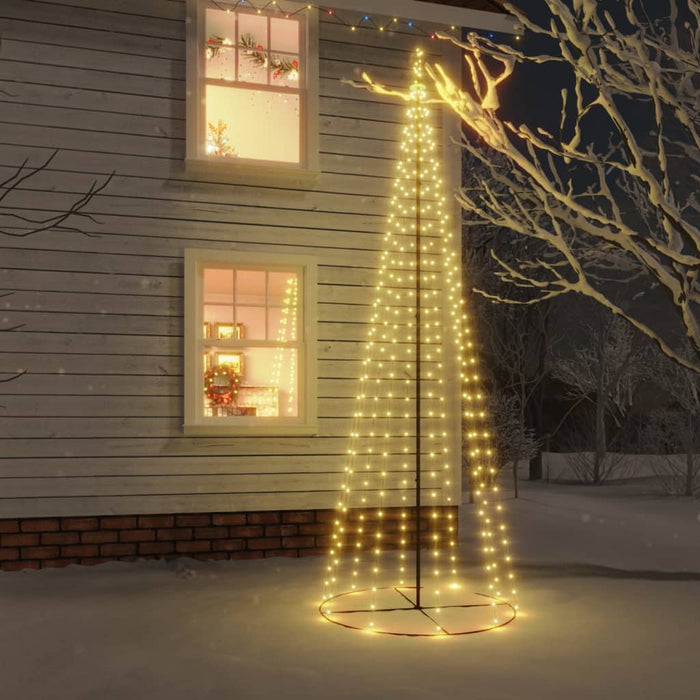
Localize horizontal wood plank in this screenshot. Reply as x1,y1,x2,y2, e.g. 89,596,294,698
0,471,450,498
1,0,185,40
0,453,460,481
0,487,458,517
0,0,464,517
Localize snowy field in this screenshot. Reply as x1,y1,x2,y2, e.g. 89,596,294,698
2,478,699,700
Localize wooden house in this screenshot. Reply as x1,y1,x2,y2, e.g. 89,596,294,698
0,0,517,570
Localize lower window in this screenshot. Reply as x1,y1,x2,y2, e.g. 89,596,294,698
184,249,317,435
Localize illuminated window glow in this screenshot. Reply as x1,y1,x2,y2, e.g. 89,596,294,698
198,3,303,164
184,249,317,435
202,267,299,418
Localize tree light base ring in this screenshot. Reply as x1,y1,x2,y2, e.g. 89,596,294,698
319,586,516,637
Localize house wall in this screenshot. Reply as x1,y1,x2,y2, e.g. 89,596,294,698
0,0,463,525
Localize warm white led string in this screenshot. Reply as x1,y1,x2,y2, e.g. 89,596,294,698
322,48,517,634
270,276,299,415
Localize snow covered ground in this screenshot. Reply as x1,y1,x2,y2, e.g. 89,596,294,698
2,478,699,700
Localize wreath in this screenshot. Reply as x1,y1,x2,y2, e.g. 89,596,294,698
204,364,241,406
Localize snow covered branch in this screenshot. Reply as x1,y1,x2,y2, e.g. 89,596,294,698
427,0,700,371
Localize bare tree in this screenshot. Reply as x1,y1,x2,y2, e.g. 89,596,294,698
1,150,112,384
461,224,544,496
422,0,700,371
483,392,539,497
643,408,699,496
642,343,700,496
474,296,555,489
1,150,112,238
462,147,559,483
552,306,646,483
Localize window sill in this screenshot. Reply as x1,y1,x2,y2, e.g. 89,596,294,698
176,158,321,188
183,422,319,437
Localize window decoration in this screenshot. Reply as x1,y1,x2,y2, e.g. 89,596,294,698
238,385,280,416
270,275,299,416
206,119,239,158
205,34,232,59
208,32,301,81
237,33,299,80
204,364,242,407
214,352,243,373
214,323,244,340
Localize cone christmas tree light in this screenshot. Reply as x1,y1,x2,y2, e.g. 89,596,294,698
319,49,517,637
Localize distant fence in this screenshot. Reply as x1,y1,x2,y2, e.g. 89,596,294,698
540,452,693,482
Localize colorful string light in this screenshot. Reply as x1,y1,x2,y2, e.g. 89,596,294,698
211,0,459,39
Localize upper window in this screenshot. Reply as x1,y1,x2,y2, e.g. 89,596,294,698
184,249,318,435
186,0,318,170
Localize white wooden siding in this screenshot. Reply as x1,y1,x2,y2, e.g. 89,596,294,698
0,0,465,517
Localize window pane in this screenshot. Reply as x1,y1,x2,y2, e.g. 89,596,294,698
204,307,235,336
268,306,298,341
268,271,297,303
205,44,235,81
268,272,298,339
270,54,300,88
270,17,299,54
238,13,268,48
205,85,300,163
203,268,234,330
204,9,235,80
238,13,268,84
236,269,266,304
270,347,298,417
204,268,233,301
206,7,236,40
202,346,298,417
237,46,268,85
268,271,297,306
236,306,266,340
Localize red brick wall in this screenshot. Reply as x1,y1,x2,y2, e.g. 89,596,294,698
0,506,458,572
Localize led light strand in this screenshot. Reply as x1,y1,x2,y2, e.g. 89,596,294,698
211,0,465,39
322,48,517,635
324,49,456,621
440,187,519,619
323,233,411,625
270,276,299,415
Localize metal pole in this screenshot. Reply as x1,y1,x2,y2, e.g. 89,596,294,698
414,99,422,610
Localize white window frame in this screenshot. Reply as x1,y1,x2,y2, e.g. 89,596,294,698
184,248,318,436
185,0,319,179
